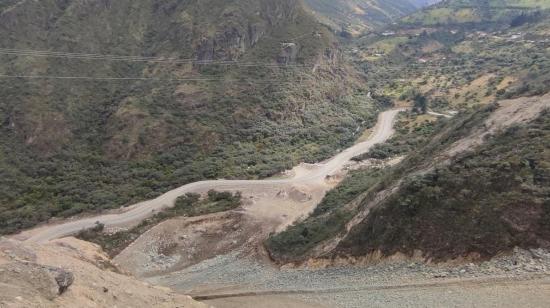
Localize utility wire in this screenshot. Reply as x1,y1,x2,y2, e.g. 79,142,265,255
0,48,541,71
0,48,318,68
0,74,301,86
0,59,535,84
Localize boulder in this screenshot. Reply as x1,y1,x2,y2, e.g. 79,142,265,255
49,267,75,295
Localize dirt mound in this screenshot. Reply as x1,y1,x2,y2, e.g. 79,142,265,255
0,238,206,308
115,211,276,277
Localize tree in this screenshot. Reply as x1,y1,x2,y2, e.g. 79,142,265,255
413,93,428,114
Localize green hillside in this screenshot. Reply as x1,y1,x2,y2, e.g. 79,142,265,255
0,0,382,234
337,108,550,260
353,3,550,110
403,0,550,26
267,98,550,262
304,0,419,34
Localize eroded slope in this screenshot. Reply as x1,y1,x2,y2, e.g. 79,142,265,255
0,237,206,307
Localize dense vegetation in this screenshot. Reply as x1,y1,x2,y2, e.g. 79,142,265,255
0,0,385,234
5,0,550,266
338,110,550,260
77,190,242,257
352,111,437,161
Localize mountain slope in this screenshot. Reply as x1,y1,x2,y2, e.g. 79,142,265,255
336,97,550,260
352,0,550,110
304,0,421,34
267,94,550,263
403,0,550,26
266,0,550,265
0,0,382,234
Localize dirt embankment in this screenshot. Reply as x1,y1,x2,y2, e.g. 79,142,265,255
114,182,331,277
0,237,206,308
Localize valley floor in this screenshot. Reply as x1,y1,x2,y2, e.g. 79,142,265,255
203,276,550,308
151,248,550,308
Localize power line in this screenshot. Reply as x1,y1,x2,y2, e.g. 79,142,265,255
0,73,480,85
0,48,318,68
0,72,426,86
0,74,303,86
1,47,542,71
0,58,534,84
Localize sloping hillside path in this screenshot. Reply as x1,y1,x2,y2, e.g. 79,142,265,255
18,109,403,243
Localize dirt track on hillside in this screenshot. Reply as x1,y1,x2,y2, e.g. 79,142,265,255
18,109,402,243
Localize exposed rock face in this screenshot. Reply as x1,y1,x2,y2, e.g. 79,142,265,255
195,0,301,61
278,42,299,64
0,262,67,301
50,268,74,295
196,27,248,62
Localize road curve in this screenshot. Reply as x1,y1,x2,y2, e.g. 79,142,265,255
24,109,402,243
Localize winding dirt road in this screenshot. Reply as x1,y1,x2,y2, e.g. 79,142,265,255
21,109,402,243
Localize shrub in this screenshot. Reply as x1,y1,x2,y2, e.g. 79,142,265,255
77,190,242,256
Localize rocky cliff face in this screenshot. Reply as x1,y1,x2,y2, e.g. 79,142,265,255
194,0,302,61
0,0,302,62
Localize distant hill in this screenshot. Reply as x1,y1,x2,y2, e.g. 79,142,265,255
304,0,423,34
408,0,443,8
403,0,550,26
